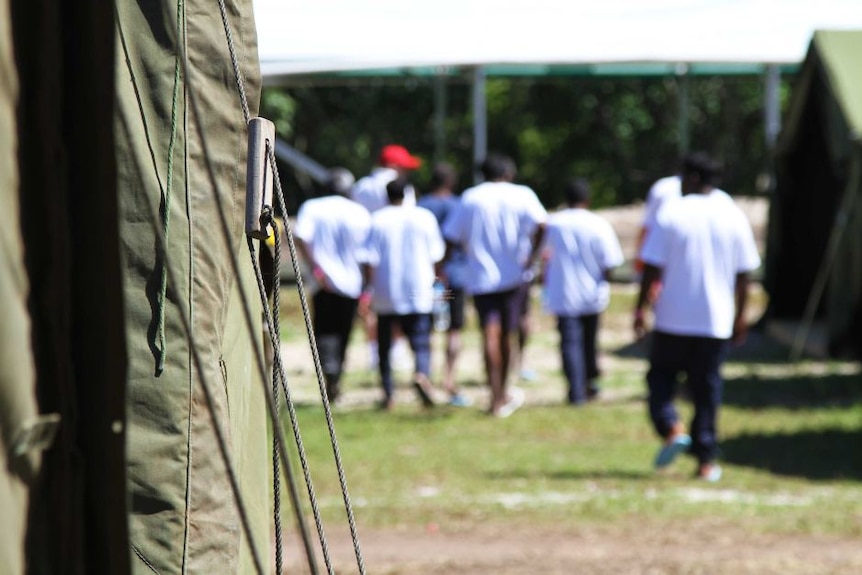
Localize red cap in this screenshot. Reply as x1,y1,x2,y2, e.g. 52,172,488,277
379,145,422,170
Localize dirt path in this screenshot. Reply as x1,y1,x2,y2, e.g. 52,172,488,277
281,522,862,574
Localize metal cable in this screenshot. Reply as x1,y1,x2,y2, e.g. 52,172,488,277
248,223,337,574
216,0,251,124
216,2,364,571
247,228,322,575
268,209,284,574
267,142,367,575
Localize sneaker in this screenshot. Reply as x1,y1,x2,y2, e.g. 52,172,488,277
448,394,473,408
654,433,692,469
519,368,538,382
496,387,525,418
413,378,436,408
696,463,723,482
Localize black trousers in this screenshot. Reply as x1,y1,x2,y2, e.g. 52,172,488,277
313,290,359,389
647,331,729,465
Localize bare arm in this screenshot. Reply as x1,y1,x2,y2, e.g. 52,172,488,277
527,222,546,273
358,262,374,318
732,272,751,345
296,238,329,291
634,263,663,340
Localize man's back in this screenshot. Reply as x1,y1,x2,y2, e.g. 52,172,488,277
443,181,547,295
544,208,623,316
641,191,760,339
294,195,370,297
365,205,444,314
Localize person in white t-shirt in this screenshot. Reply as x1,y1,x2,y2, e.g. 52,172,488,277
351,144,422,370
360,178,445,410
295,168,371,402
350,144,420,213
542,179,623,405
442,153,548,417
634,152,760,482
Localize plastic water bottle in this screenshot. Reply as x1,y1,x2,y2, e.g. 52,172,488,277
432,281,450,332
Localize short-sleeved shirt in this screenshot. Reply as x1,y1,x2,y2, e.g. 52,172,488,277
294,194,371,298
417,194,468,288
643,175,681,230
350,167,416,214
362,205,445,315
640,190,761,339
543,208,624,316
442,181,547,296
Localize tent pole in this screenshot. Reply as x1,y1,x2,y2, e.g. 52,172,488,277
764,64,781,150
791,145,862,360
676,63,690,155
433,68,448,163
472,66,487,183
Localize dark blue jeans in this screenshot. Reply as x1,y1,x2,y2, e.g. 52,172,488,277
557,314,600,404
377,313,433,400
647,331,729,464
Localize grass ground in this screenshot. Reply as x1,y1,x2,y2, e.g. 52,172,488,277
272,283,862,574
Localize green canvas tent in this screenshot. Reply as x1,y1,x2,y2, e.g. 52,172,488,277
766,30,862,358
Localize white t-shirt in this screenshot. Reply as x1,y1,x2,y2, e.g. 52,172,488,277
362,205,445,314
643,175,681,230
640,191,761,339
442,181,547,295
543,208,624,316
350,167,416,213
294,195,371,298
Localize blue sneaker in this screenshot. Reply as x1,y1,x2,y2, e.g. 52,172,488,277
654,433,692,469
448,394,473,408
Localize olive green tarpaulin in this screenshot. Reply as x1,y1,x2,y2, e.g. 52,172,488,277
116,1,270,572
0,0,41,571
765,30,862,357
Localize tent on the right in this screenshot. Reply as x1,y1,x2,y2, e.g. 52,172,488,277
765,30,862,359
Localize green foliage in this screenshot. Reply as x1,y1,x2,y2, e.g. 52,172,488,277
264,73,790,210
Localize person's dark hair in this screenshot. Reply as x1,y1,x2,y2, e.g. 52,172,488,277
325,167,355,197
681,152,722,187
429,162,458,191
480,153,516,182
564,178,590,206
386,177,408,203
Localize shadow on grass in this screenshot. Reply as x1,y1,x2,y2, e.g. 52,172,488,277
723,427,862,481
724,371,862,410
611,329,807,364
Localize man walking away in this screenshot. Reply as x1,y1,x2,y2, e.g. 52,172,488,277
295,168,371,402
542,178,623,404
417,162,471,406
633,152,760,482
443,153,547,417
360,178,445,409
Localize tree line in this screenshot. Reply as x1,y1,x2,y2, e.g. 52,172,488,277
262,74,791,211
